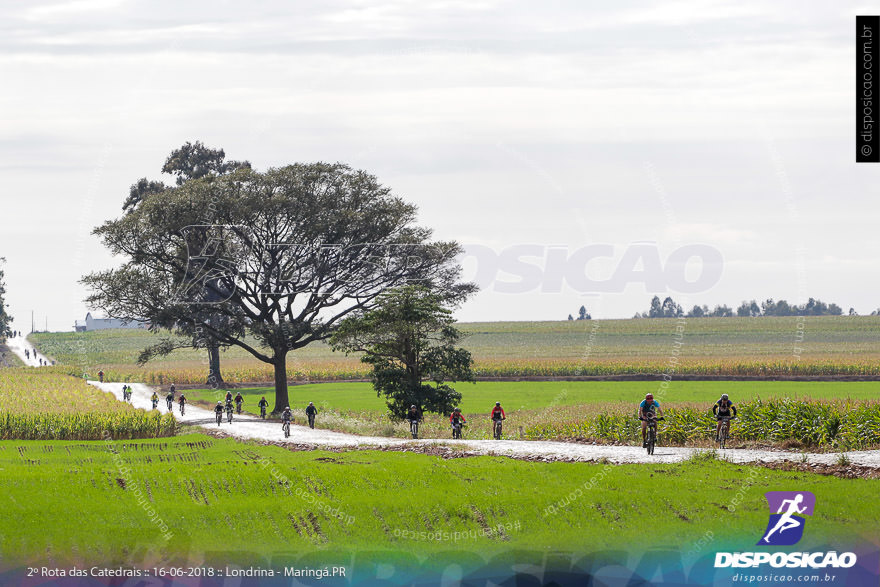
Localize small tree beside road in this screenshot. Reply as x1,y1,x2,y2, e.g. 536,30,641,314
330,285,475,420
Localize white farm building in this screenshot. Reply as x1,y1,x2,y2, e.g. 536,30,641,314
74,312,146,332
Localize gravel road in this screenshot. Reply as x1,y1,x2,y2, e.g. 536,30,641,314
88,381,880,469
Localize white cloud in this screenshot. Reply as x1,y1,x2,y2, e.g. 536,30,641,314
22,0,129,21
0,0,877,327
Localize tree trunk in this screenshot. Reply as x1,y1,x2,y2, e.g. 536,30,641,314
207,343,225,388
271,349,289,414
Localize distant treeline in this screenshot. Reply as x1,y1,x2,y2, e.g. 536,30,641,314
566,296,877,320
634,296,847,318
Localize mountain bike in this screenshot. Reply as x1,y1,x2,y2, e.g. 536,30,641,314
452,420,464,439
717,416,735,449
641,415,664,455
492,417,504,440
282,419,291,438
179,402,185,416
226,406,234,424
166,398,173,411
308,413,315,429
151,398,158,410
260,406,267,419
215,411,223,426
236,402,242,415
409,419,420,439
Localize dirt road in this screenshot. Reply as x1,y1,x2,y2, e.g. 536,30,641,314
6,334,50,367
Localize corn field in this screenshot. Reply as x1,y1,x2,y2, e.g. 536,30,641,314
0,369,176,440
523,398,880,450
41,356,880,387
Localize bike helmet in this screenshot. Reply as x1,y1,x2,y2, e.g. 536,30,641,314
285,406,290,410
309,401,314,405
454,407,460,412
411,405,417,409
495,402,501,406
645,394,653,401
721,394,729,400
217,401,222,404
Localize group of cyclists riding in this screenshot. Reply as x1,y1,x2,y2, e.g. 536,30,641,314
278,402,318,437
146,383,189,415
638,392,738,449
405,401,507,440
139,379,737,446
142,382,320,433
211,392,318,430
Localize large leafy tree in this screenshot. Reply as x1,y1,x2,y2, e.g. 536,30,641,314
121,142,251,386
330,285,474,420
84,162,473,412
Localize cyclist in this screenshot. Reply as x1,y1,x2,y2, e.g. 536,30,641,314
713,393,738,441
490,402,506,439
450,407,466,436
177,393,187,414
225,390,233,405
638,393,664,447
214,401,224,424
406,405,422,437
234,392,244,414
305,402,317,428
150,391,159,409
225,399,234,422
166,390,174,410
169,383,176,399
281,406,293,427
450,407,466,425
121,384,128,400
258,396,269,419
98,370,104,383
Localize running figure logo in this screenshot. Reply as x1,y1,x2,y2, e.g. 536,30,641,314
759,491,816,546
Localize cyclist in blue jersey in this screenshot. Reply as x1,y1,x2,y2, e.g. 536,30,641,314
638,393,664,448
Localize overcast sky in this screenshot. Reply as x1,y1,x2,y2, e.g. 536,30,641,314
1,0,878,330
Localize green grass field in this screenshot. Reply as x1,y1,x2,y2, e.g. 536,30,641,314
28,315,880,383
188,380,880,416
1,434,876,566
